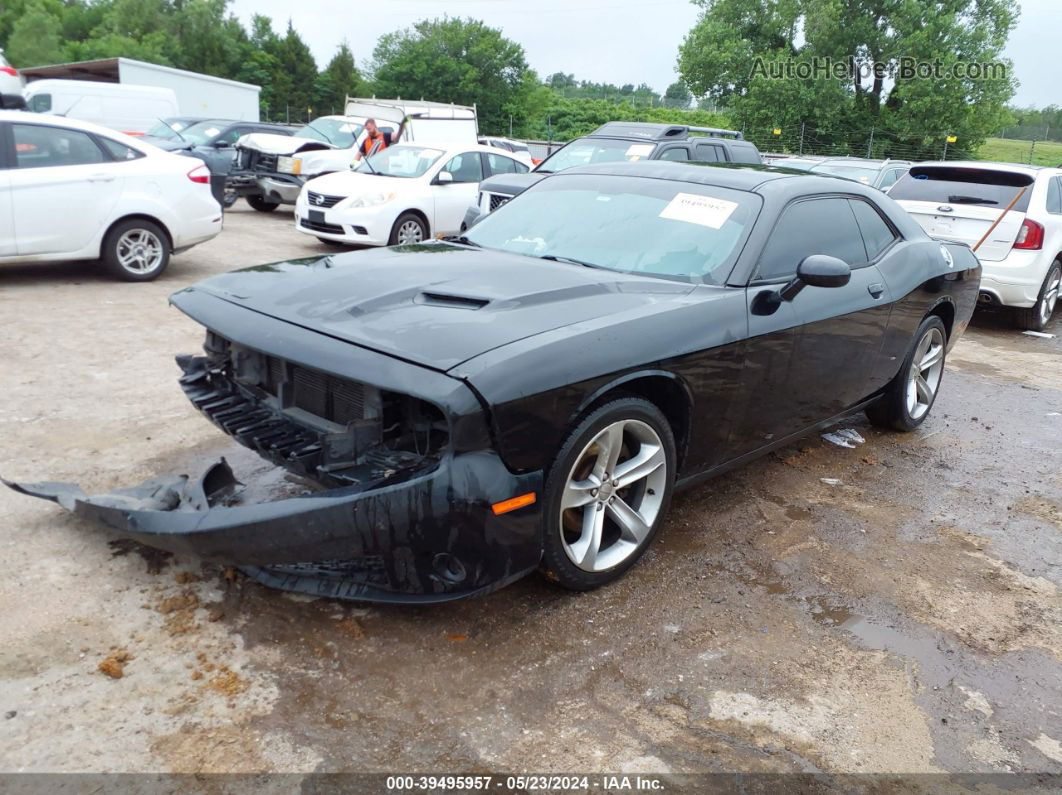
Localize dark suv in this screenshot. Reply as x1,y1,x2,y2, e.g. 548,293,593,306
462,121,761,229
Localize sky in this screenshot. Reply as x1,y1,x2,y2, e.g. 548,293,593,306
229,0,1059,109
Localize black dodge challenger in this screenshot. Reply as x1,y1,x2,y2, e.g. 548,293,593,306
7,162,981,602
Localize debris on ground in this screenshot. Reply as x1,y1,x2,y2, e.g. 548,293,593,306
174,571,201,585
98,648,135,679
820,478,843,486
156,590,200,636
204,665,249,697
1022,330,1055,339
822,429,866,448
108,538,173,574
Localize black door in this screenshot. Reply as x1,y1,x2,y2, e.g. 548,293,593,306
729,196,893,456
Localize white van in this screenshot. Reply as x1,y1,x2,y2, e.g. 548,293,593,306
23,79,179,136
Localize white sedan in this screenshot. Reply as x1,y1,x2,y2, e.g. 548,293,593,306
294,142,529,247
0,111,222,280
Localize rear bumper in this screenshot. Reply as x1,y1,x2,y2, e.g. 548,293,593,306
979,250,1052,308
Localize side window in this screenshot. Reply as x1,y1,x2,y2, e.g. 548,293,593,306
1047,177,1062,215
13,124,106,168
215,126,246,145
97,136,144,161
514,161,529,173
485,152,517,176
848,199,897,260
878,168,904,190
442,151,484,183
659,147,690,161
756,198,866,280
694,142,723,162
28,93,52,113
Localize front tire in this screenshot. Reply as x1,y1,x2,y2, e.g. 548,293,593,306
389,212,428,245
539,398,676,590
1013,260,1061,332
101,219,170,281
866,315,947,431
247,195,279,213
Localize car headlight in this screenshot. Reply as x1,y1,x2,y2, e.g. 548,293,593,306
277,156,302,175
348,192,396,208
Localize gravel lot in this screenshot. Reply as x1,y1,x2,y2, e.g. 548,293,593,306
1,205,1060,778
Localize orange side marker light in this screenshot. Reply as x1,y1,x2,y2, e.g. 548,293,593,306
491,492,536,515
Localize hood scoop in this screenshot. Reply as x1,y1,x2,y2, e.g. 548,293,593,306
415,292,490,310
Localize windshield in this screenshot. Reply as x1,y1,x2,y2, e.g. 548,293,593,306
465,174,760,284
145,119,196,140
176,120,229,145
354,145,445,178
809,163,880,184
294,118,363,148
889,166,1034,211
536,138,657,174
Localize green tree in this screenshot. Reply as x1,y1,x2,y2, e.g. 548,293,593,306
6,1,65,67
677,0,1018,157
274,20,317,121
315,42,364,115
663,79,692,108
370,17,532,133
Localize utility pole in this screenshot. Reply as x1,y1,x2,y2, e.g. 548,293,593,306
798,122,805,155
866,128,874,159
1030,140,1037,165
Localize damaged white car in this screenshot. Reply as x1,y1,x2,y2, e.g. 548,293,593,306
232,98,479,211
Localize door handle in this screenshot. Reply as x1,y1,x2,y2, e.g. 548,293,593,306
868,282,885,299
87,173,115,183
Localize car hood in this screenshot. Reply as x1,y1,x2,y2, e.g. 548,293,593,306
304,169,415,196
173,244,694,372
236,132,332,155
478,172,547,197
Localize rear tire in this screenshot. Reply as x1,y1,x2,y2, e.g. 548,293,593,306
539,397,676,591
247,195,279,213
1013,260,1061,332
866,315,947,431
100,218,170,282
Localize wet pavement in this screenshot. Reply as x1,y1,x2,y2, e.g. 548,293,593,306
0,207,1060,778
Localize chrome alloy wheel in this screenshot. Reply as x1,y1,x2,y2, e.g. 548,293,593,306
906,326,945,420
1040,267,1060,326
559,419,667,572
396,219,424,244
116,229,164,274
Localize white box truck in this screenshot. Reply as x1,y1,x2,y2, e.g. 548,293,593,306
20,58,261,130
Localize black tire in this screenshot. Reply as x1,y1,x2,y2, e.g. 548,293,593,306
100,218,170,282
539,397,676,591
866,315,947,432
388,212,429,245
1013,260,1061,332
247,195,279,213
317,237,347,247
221,190,238,209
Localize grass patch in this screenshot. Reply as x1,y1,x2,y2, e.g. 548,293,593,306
976,137,1062,167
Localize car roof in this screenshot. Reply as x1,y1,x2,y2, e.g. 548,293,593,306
0,109,163,151
556,160,885,197
912,160,1054,175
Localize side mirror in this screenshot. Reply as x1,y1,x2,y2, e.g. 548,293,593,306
213,140,232,148
779,255,851,301
435,171,454,184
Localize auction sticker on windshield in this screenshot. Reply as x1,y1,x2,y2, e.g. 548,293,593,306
625,143,654,160
658,192,738,229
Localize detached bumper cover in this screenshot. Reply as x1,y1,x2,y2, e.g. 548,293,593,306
5,453,543,603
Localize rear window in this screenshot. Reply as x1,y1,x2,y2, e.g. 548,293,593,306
889,166,1034,212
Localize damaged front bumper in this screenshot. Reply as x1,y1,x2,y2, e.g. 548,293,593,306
5,288,545,603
